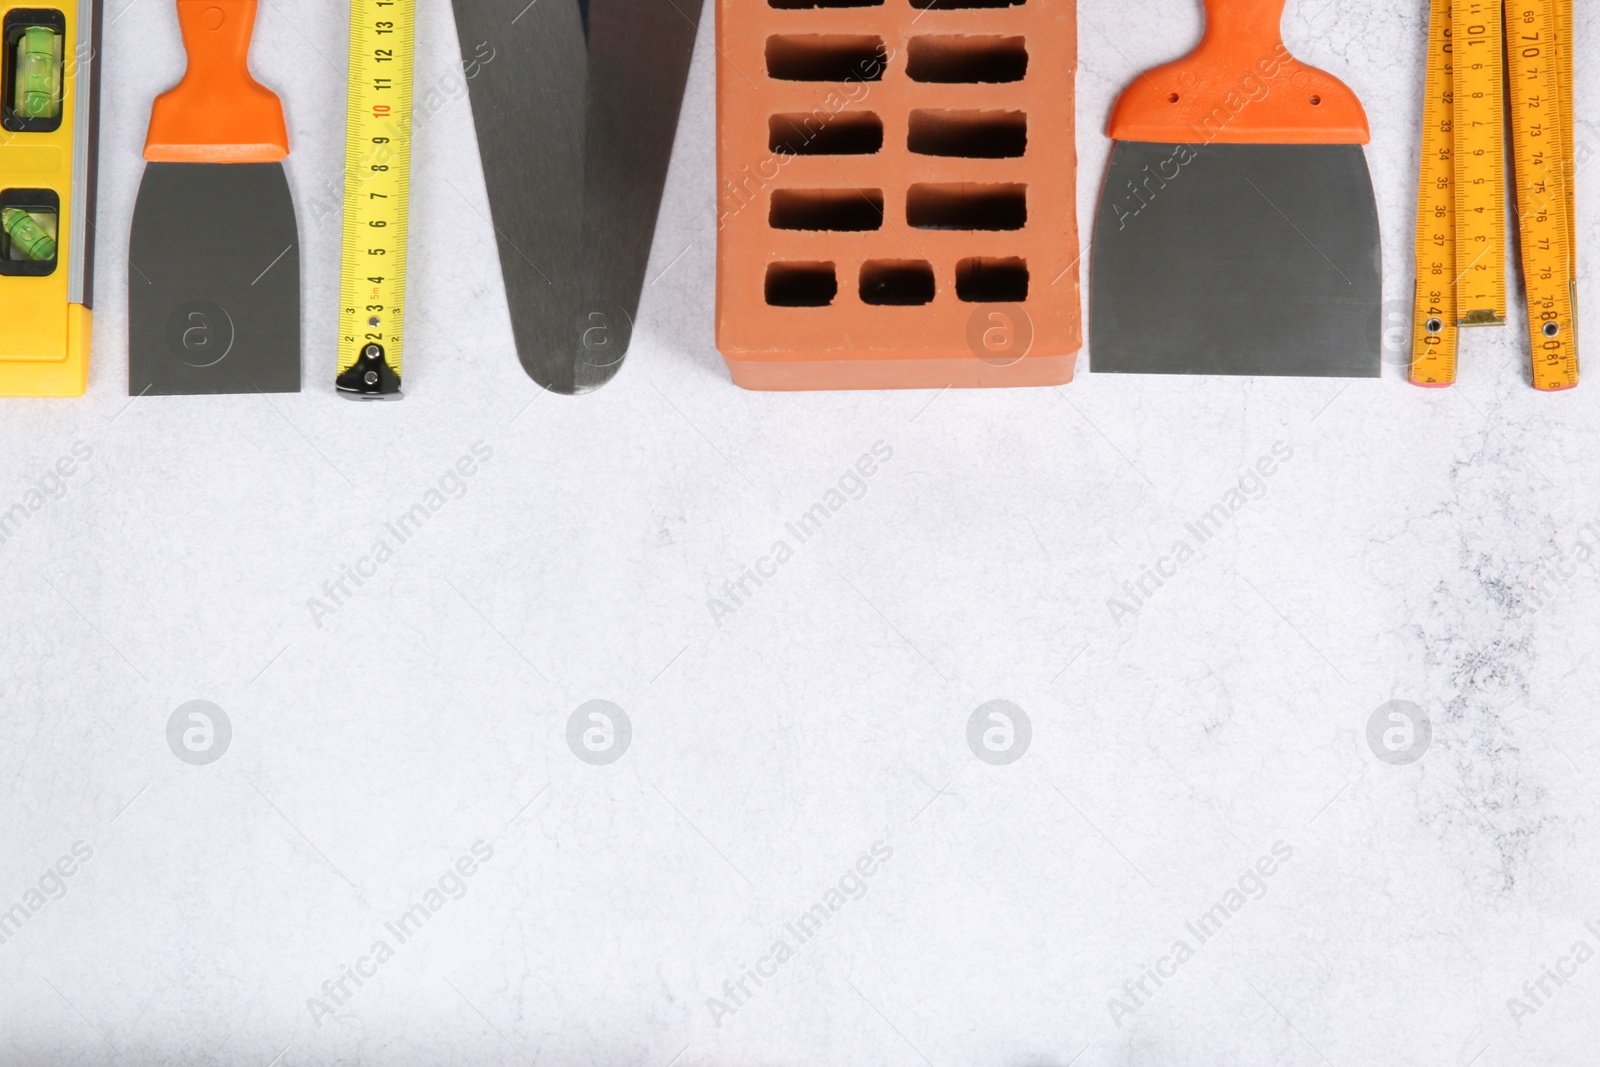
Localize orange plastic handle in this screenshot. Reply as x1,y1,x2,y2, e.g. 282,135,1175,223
144,0,288,162
1107,0,1368,145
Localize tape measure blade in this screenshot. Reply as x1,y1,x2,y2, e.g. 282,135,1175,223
1411,0,1459,385
337,0,415,397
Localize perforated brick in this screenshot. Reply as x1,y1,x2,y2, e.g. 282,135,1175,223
715,0,1081,390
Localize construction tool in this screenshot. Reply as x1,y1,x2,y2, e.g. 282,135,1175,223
128,0,299,396
336,0,413,398
1411,0,1578,389
1089,0,1381,378
452,0,702,394
569,0,704,389
1453,0,1507,326
1409,0,1458,384
714,0,1081,389
0,3,102,397
451,0,583,391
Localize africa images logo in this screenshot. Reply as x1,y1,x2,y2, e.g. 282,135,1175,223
167,701,232,766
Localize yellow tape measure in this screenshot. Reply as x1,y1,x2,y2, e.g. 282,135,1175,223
1411,0,1578,390
337,0,415,398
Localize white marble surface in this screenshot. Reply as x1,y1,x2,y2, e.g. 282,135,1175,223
3,1,1600,1065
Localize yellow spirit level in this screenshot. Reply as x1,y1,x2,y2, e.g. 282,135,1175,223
0,0,100,397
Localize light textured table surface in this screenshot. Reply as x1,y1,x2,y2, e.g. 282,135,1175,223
3,2,1599,1065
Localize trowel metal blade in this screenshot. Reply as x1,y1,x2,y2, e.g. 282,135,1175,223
1090,141,1381,378
566,0,704,392
452,0,702,394
450,0,586,391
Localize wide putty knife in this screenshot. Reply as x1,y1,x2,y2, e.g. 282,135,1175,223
129,0,299,395
452,0,703,394
1089,0,1380,377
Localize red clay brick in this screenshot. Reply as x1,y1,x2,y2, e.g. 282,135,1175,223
716,0,1081,390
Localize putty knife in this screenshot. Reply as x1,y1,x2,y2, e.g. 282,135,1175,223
452,0,703,394
1089,0,1380,377
129,0,299,395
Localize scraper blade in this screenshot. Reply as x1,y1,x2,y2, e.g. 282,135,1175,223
1091,141,1380,377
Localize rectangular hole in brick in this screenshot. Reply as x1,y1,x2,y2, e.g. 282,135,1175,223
766,262,838,306
907,184,1026,230
766,36,888,82
860,261,936,305
771,0,881,8
911,0,1024,8
906,36,1027,83
770,188,884,231
908,109,1026,158
956,257,1029,301
770,112,884,156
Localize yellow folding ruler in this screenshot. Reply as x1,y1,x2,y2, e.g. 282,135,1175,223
1411,0,1578,390
337,0,415,398
1506,0,1577,389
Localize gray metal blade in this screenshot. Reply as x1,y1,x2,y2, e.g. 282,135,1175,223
128,162,300,395
451,0,587,393
567,0,704,392
1090,142,1380,377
